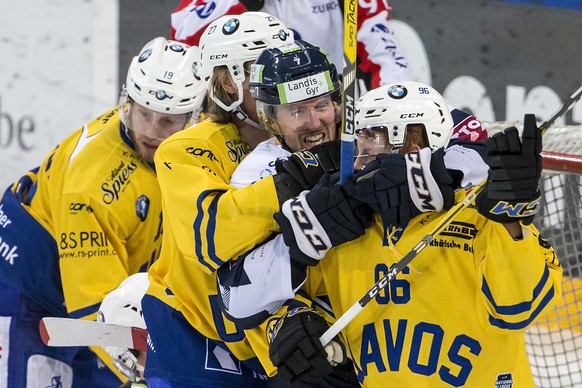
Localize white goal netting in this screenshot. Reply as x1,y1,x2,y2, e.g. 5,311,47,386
485,121,582,387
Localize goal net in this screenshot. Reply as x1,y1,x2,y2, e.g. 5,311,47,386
486,121,582,387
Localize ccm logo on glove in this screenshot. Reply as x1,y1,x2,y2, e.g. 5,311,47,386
283,193,332,259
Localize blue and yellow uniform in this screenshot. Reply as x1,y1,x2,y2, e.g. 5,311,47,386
143,118,284,386
299,191,562,386
0,108,161,386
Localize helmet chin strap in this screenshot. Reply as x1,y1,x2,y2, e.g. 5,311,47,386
233,106,263,129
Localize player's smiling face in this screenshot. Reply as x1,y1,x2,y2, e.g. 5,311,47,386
275,95,339,152
126,103,191,163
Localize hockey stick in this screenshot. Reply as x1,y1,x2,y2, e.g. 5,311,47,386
339,0,358,183
319,180,485,347
539,84,582,133
39,317,148,351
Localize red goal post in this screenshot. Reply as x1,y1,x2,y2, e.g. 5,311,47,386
485,121,582,387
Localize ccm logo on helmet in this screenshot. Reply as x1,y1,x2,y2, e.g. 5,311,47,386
401,113,424,119
210,54,228,60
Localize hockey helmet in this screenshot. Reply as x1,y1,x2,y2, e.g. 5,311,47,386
250,40,341,151
198,11,292,112
119,37,207,139
98,273,149,383
355,81,454,154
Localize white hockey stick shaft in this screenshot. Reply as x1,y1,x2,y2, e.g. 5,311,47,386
539,84,582,133
40,317,148,351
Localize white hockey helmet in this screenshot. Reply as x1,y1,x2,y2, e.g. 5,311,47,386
355,81,454,152
120,37,207,122
198,11,292,112
98,273,149,383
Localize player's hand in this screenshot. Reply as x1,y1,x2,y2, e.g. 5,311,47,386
476,114,542,225
274,171,373,266
273,140,341,205
346,147,454,228
268,308,346,388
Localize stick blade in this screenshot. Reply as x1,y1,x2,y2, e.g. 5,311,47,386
40,317,148,351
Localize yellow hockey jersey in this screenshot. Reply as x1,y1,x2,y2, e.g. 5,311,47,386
148,118,282,363
299,190,562,387
9,108,162,319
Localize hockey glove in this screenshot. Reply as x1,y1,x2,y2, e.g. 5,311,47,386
269,308,346,388
274,171,373,266
476,114,542,225
273,140,341,205
346,147,455,228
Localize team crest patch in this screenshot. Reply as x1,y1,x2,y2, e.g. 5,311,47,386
495,373,513,388
222,18,240,35
135,195,150,221
387,84,407,99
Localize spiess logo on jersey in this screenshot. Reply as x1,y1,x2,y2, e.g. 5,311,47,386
222,18,240,35
135,195,150,222
387,84,407,99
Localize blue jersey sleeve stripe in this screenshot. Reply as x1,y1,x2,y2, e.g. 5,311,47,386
194,189,225,272
481,265,550,315
68,301,101,319
488,286,556,330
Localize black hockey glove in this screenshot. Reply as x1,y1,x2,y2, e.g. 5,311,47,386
273,140,341,206
476,114,542,225
346,147,455,228
269,308,346,388
274,171,373,266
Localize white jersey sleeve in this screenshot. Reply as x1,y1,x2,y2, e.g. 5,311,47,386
217,234,306,328
229,137,290,188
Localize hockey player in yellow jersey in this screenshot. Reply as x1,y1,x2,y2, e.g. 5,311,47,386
0,37,206,387
262,84,562,386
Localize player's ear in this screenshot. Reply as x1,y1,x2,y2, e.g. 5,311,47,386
220,74,238,95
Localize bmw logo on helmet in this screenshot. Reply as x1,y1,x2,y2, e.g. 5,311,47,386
222,18,240,35
138,48,152,63
169,43,185,53
135,195,150,222
277,29,289,41
387,85,407,99
155,90,168,100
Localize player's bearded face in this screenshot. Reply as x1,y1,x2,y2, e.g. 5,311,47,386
274,95,340,152
125,103,192,163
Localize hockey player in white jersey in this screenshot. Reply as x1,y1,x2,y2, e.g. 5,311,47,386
170,0,412,96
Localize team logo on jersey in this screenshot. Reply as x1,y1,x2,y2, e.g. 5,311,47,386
195,2,216,18
387,84,407,99
138,48,152,63
222,18,240,35
495,373,513,388
168,43,184,53
135,195,150,222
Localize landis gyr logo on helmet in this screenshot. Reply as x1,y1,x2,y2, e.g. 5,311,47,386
387,85,407,99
